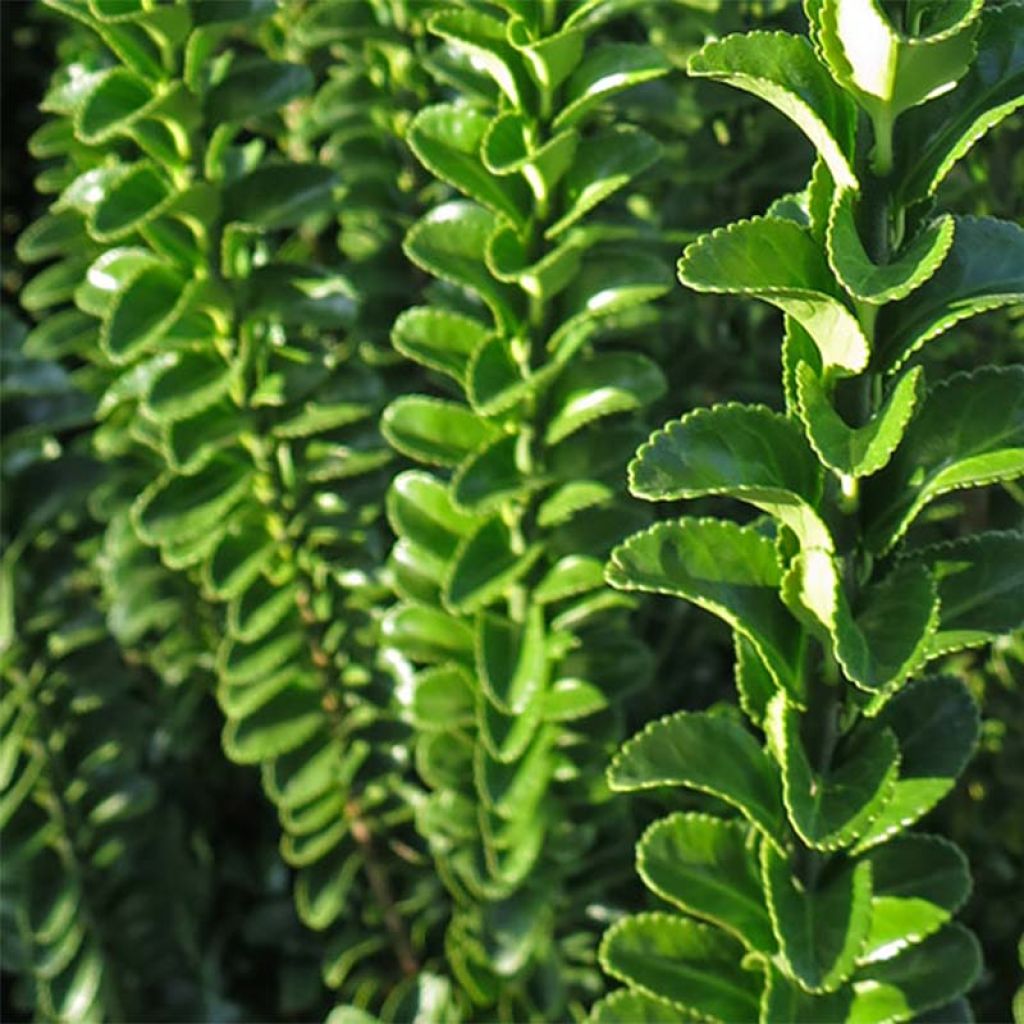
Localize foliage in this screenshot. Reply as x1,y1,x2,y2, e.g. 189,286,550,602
594,2,1024,1021
3,1,1022,1021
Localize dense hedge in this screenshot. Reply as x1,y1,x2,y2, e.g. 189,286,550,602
2,1,1022,1022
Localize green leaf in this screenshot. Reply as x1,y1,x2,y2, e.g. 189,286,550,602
444,517,542,614
476,606,546,714
734,634,778,728
630,403,830,550
382,396,500,467
545,352,665,446
476,726,555,817
760,963,851,1023
533,555,604,604
547,126,660,239
507,19,584,95
408,104,530,227
222,687,324,765
205,57,313,122
381,606,473,666
404,202,520,332
609,710,786,847
554,44,671,130
864,366,1024,554
906,532,1024,657
428,9,534,107
223,163,336,229
537,480,613,527
391,306,486,385
90,163,175,242
895,4,1024,202
827,190,955,303
849,924,982,1022
877,218,1024,372
855,676,978,850
599,913,762,1023
16,208,88,263
638,813,774,953
816,0,982,120
679,217,869,377
411,666,476,732
588,990,686,1023
860,834,970,965
795,362,923,477
466,334,529,416
296,855,361,931
688,32,857,189
102,264,188,363
75,67,153,144
784,552,939,696
766,692,900,850
608,519,805,702
452,434,526,512
76,247,161,317
144,349,234,422
762,843,872,991
387,470,480,564
132,454,251,547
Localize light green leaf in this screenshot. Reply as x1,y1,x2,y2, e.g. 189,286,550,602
380,605,474,666
391,306,487,385
679,217,868,377
599,913,762,1023
554,43,671,130
444,517,542,614
411,665,476,732
588,989,686,1023
507,19,584,94
907,531,1024,657
762,842,872,991
537,480,613,527
895,4,1024,202
608,519,805,702
545,352,665,446
404,202,520,332
222,688,325,765
855,676,978,850
638,813,774,953
533,555,604,604
387,470,480,564
860,834,970,965
102,264,189,363
849,925,981,1022
631,403,830,550
688,32,857,189
877,218,1024,373
795,362,923,477
827,190,955,303
864,365,1024,554
428,9,533,107
408,104,530,227
132,454,251,547
547,126,660,239
766,692,900,850
816,0,982,120
382,396,500,467
476,726,555,818
75,247,162,317
784,552,939,696
609,710,787,847
144,349,234,423
734,634,778,727
475,606,546,715
16,208,88,263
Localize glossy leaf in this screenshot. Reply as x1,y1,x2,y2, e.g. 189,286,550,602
679,217,868,376
608,518,805,701
599,913,762,1023
609,710,787,847
864,365,1024,553
688,32,858,188
476,607,546,714
766,692,900,850
382,397,500,468
762,843,872,991
638,813,774,953
223,163,336,229
855,676,978,850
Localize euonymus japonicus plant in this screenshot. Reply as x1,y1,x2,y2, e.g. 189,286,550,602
0,310,218,1022
593,2,1024,1021
16,0,454,1007
379,0,677,1017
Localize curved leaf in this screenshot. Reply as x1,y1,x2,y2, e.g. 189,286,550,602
382,397,500,467
609,710,787,847
679,217,869,376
